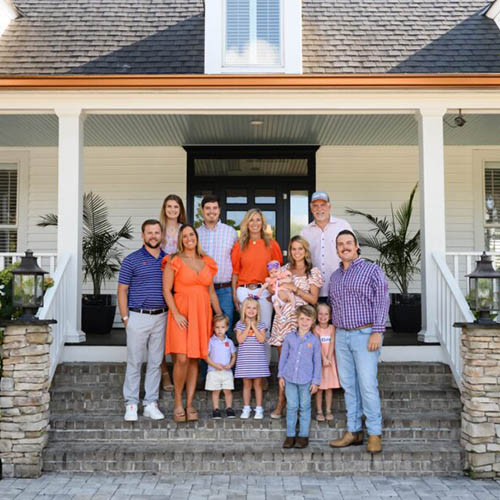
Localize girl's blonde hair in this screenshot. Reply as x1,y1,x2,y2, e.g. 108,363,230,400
159,194,187,247
288,235,313,275
316,302,332,322
240,297,261,323
174,224,206,258
239,208,271,250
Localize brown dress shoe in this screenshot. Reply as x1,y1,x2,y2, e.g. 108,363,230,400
283,437,295,448
294,437,309,449
367,434,382,454
329,431,364,448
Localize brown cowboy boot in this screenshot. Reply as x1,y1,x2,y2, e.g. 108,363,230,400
282,437,295,449
294,437,309,449
329,431,364,448
367,434,382,454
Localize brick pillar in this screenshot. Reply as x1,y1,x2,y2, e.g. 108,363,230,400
460,323,500,479
0,322,53,478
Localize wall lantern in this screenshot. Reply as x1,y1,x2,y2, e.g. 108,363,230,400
467,252,500,324
11,250,47,322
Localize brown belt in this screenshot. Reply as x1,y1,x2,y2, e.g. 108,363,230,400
346,323,373,331
241,283,262,290
214,282,231,290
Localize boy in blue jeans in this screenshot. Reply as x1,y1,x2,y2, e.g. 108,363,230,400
278,305,321,449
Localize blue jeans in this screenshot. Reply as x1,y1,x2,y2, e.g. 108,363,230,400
285,382,311,438
216,287,235,335
335,327,382,436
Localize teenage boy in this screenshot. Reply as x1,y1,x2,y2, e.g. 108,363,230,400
205,314,237,419
278,305,321,449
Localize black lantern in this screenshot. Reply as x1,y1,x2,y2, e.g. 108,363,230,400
11,250,47,322
466,252,500,324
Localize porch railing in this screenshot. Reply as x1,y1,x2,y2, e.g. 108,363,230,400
446,251,500,296
36,254,71,381
0,252,58,275
434,251,475,390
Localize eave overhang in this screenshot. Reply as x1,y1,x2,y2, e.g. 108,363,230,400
0,74,500,90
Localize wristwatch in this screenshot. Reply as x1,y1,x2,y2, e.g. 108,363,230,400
122,315,129,322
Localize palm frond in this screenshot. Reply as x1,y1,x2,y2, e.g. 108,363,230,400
37,213,58,227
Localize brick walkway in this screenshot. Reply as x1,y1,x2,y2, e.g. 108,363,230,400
1,474,500,499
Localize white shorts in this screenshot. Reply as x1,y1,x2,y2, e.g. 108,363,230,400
205,370,234,391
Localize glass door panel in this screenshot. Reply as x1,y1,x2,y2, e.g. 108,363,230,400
226,211,246,234
290,190,309,237
262,211,276,239
193,191,213,228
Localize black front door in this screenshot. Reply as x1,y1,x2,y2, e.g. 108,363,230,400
186,147,317,255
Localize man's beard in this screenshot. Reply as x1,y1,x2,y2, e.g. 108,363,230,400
145,240,161,249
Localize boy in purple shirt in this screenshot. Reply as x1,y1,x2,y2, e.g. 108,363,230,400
205,314,237,419
278,305,321,449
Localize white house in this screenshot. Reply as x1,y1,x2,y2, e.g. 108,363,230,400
1,0,500,384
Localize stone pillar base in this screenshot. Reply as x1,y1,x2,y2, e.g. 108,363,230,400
0,322,52,478
459,323,500,479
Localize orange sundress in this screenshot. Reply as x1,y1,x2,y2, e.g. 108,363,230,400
162,255,218,359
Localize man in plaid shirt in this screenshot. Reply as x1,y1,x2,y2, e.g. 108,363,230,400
328,230,389,454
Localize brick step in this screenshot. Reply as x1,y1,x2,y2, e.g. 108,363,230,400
47,412,461,443
48,386,462,414
42,440,464,476
52,362,454,388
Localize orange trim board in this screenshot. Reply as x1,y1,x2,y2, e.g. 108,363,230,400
1,74,500,89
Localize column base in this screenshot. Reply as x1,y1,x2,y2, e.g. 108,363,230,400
65,329,86,343
417,329,439,344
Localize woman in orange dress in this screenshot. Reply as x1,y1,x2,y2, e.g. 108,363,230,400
163,224,222,422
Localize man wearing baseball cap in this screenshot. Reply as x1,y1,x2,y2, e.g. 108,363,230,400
300,192,352,301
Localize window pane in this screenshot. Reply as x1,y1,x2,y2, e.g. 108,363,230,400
262,210,276,239
484,165,500,224
0,229,17,253
225,0,281,66
0,168,17,225
255,189,275,204
193,192,213,228
226,211,246,233
226,189,247,204
290,191,309,237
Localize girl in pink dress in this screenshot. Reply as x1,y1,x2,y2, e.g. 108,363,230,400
314,303,340,421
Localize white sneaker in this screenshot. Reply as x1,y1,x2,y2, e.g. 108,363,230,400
240,406,252,419
254,407,264,420
124,404,138,421
143,402,165,420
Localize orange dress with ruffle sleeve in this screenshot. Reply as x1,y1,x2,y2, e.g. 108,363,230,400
162,254,218,359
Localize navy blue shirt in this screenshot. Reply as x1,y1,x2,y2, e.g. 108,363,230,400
118,246,166,309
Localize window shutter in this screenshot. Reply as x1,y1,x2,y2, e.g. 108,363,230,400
224,0,281,66
484,164,500,225
0,166,18,252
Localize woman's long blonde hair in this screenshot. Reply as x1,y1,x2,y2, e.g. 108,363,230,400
159,194,187,247
174,224,206,258
239,208,271,250
240,297,261,323
288,235,313,276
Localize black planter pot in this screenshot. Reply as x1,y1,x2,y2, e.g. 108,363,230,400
82,294,116,335
389,293,422,333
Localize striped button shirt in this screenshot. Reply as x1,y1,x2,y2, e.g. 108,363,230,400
328,258,389,334
198,221,238,284
118,246,166,309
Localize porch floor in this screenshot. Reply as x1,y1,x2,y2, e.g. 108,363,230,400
68,328,438,346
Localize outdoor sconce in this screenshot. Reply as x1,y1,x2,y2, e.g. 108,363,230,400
467,252,500,324
11,249,47,322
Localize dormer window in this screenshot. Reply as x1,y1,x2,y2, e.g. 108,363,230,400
205,0,302,74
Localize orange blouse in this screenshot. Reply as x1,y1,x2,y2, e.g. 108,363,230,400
231,239,283,286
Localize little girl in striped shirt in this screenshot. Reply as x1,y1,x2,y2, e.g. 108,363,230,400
234,298,270,420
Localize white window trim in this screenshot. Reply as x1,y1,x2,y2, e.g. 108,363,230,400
473,149,500,250
0,150,29,252
486,0,500,30
0,0,19,38
205,0,302,74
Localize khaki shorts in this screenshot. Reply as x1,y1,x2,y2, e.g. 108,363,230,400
205,370,234,391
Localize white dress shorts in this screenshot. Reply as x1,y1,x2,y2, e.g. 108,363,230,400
205,370,235,391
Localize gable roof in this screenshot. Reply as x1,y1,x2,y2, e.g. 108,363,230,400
0,0,498,76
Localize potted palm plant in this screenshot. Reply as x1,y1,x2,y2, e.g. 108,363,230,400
346,184,421,333
38,192,133,334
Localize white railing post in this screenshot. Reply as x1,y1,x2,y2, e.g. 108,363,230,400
56,107,85,343
417,106,447,343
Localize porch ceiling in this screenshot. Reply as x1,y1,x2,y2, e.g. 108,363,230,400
0,113,498,147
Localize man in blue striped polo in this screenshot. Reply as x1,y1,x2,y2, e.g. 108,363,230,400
118,219,167,421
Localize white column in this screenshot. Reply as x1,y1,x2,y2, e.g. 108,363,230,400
417,107,447,343
56,108,85,343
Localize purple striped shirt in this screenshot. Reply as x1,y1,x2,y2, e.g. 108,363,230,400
328,258,389,334
198,221,238,284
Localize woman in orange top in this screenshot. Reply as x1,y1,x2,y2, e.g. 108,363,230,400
231,208,283,332
163,224,222,423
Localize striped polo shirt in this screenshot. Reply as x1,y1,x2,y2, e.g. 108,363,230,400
118,246,166,309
